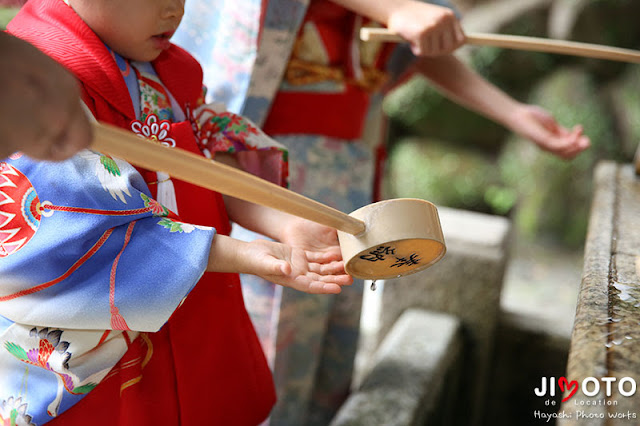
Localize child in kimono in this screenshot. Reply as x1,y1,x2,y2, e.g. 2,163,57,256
0,0,352,424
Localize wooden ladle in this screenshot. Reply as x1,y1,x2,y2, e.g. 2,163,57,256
360,28,640,64
92,122,446,280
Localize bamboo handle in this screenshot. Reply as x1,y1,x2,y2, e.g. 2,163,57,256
360,28,640,64
91,122,366,235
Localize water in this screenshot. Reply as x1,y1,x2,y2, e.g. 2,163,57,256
612,282,634,302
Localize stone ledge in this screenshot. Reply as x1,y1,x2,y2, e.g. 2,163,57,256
437,206,512,260
560,161,640,424
330,309,462,426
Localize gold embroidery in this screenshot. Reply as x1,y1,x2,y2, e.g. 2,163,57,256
119,333,154,395
145,176,172,185
285,59,388,93
139,333,154,369
120,376,143,395
284,32,389,93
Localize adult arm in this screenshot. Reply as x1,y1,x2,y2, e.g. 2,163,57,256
415,55,590,158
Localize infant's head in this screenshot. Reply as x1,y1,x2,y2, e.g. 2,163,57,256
67,0,185,61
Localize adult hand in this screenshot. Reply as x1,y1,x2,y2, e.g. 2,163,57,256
510,104,590,160
387,1,465,56
0,32,92,161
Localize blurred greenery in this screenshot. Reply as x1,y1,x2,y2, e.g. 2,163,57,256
567,0,640,81
385,137,514,214
469,5,558,97
0,8,18,29
608,65,640,160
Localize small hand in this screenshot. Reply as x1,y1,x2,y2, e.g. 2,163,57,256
510,104,591,160
387,1,465,57
279,217,343,264
248,239,353,294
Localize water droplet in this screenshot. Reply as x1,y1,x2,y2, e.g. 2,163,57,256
370,280,377,291
612,282,634,302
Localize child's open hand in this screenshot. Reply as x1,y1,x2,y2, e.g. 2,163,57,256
278,217,343,263
207,234,352,294
247,239,353,294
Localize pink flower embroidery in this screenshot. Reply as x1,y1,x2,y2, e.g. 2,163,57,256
131,114,176,147
223,113,259,138
209,132,233,152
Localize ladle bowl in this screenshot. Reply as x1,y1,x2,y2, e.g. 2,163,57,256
338,198,445,280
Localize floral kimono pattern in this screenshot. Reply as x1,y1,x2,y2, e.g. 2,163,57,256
0,152,214,424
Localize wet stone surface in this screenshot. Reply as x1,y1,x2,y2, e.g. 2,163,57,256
560,162,640,425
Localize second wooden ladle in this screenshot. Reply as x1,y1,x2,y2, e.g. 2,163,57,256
360,27,640,64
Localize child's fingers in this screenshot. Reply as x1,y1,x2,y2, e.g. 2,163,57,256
306,282,343,294
307,260,347,275
334,275,354,286
305,249,342,263
288,272,353,294
266,259,290,276
310,272,353,286
280,261,292,275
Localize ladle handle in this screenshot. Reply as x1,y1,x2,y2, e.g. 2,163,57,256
360,28,640,64
91,122,366,235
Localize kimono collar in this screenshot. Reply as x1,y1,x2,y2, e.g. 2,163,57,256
7,0,203,120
